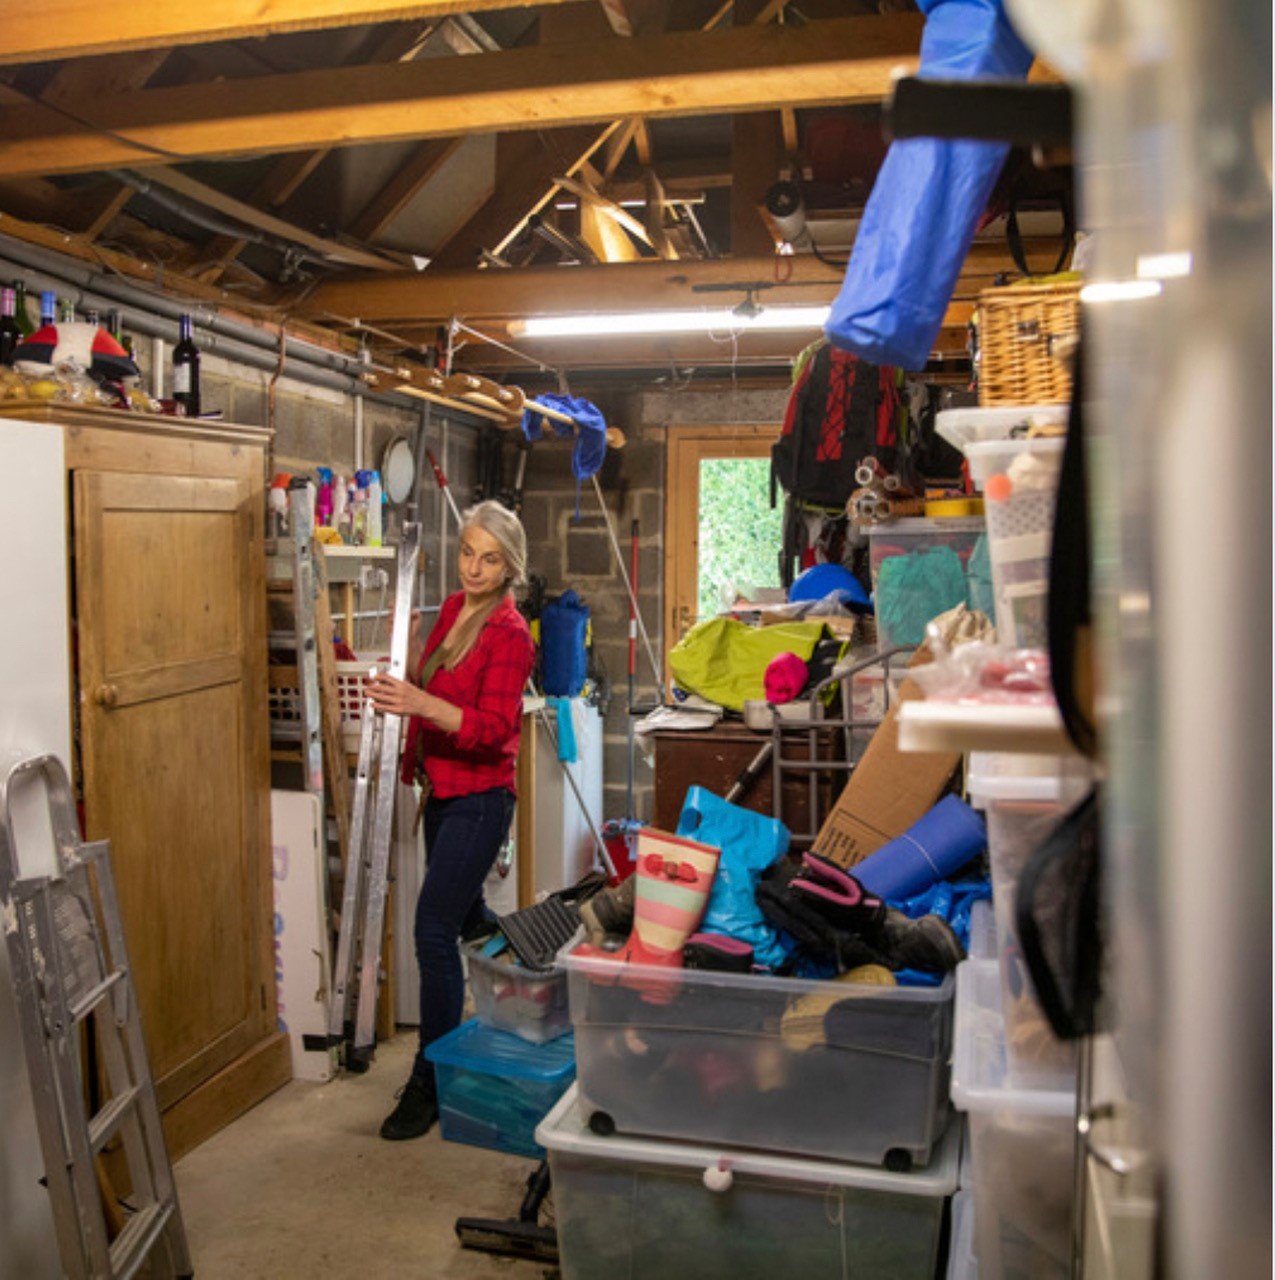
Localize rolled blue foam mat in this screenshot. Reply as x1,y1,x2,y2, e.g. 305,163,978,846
853,794,986,901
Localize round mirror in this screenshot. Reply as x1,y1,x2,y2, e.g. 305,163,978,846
382,436,416,505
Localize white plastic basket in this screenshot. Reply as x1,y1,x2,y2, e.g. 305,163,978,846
268,655,381,752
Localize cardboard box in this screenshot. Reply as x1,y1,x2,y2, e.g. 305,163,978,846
810,677,961,869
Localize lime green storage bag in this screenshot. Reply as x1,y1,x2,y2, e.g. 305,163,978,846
668,618,825,712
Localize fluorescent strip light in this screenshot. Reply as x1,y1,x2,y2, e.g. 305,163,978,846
1079,279,1164,304
509,306,831,339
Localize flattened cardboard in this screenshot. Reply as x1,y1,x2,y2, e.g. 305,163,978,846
811,677,961,869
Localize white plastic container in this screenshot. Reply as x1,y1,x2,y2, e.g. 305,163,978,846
947,1186,979,1280
952,960,1076,1280
963,439,1064,647
868,517,987,649
564,946,954,1169
962,437,1066,489
966,897,997,964
465,944,571,1044
966,754,1077,1084
538,1083,960,1280
936,405,1069,454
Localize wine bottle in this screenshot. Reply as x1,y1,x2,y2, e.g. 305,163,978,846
0,288,22,366
13,281,34,337
171,314,201,418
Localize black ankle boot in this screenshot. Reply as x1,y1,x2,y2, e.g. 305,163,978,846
379,1076,438,1141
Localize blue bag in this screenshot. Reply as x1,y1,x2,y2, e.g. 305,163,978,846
540,591,589,696
825,0,1034,370
676,787,792,970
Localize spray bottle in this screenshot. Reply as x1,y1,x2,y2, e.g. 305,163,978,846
333,474,350,542
316,467,335,528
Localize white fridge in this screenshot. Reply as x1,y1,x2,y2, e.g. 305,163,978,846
0,418,72,1278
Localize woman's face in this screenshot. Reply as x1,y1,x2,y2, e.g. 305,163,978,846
458,524,508,599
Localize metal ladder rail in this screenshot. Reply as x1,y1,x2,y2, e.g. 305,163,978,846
351,521,421,1064
769,645,916,846
288,481,325,800
0,754,191,1280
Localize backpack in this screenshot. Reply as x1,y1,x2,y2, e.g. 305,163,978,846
772,343,900,508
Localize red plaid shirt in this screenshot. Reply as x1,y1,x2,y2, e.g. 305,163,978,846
400,592,535,799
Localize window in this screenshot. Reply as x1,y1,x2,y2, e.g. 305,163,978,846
664,425,781,663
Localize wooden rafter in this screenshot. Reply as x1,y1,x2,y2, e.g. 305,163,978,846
300,240,1061,327
0,16,925,180
347,139,467,244
431,124,624,269
0,1,580,66
195,20,441,280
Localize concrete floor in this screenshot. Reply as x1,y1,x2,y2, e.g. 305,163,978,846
174,1035,557,1280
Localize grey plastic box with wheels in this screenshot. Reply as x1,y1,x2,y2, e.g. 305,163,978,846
563,946,954,1169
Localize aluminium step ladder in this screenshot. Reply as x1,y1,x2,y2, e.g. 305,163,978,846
0,752,192,1280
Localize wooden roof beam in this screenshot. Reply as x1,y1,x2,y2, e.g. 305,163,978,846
0,15,925,180
0,1,581,67
300,240,1056,326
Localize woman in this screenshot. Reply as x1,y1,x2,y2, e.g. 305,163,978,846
366,500,535,1141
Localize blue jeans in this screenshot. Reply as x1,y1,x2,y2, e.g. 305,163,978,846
413,787,515,1082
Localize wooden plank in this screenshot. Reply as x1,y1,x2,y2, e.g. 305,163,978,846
0,16,926,178
347,137,466,243
432,124,622,268
732,111,783,256
0,0,580,65
136,167,404,271
302,243,1040,324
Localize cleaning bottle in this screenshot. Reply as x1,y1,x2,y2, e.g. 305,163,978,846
316,467,335,528
333,475,350,543
367,471,384,547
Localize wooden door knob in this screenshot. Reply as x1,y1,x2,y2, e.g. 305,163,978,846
94,684,119,708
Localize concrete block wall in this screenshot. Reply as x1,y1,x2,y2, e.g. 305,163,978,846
518,381,789,826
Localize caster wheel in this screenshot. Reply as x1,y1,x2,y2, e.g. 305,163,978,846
588,1110,616,1137
883,1148,913,1174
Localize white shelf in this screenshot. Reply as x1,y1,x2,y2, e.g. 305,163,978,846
897,700,1077,755
319,544,396,559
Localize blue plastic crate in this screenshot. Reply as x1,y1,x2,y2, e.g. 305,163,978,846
425,1019,576,1159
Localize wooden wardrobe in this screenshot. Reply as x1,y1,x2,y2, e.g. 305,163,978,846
11,402,288,1158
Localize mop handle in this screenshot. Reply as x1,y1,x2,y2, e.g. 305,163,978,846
425,448,464,526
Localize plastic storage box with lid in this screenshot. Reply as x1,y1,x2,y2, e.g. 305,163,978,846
966,753,1079,1084
963,439,1064,647
465,942,571,1044
563,947,953,1169
424,1018,576,1159
952,959,1076,1280
537,1083,961,1280
868,517,987,649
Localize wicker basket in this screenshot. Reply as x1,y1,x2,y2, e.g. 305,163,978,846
977,282,1080,406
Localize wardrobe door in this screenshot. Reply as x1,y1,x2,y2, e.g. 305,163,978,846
74,470,270,1109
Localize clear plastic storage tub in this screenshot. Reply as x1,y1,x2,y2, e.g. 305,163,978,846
952,960,1076,1280
563,947,954,1169
465,944,572,1044
868,518,988,649
538,1083,960,1280
424,1018,576,1159
966,754,1078,1084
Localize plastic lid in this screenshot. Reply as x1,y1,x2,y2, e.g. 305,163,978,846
537,1085,961,1196
424,1018,576,1081
867,516,987,536
935,404,1069,454
950,961,1075,1115
966,752,1067,805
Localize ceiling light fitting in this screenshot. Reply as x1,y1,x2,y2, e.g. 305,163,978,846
509,306,830,339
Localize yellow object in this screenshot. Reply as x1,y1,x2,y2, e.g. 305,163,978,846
315,527,344,545
840,964,897,987
924,497,985,518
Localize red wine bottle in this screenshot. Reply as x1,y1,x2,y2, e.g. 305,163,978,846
172,314,201,417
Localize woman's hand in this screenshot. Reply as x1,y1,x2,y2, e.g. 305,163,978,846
366,673,427,718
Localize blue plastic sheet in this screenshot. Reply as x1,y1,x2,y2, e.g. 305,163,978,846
676,787,793,970
890,874,992,987
825,0,1034,370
